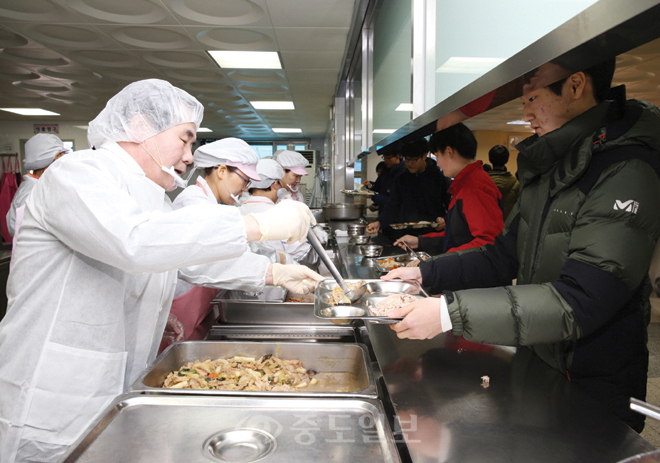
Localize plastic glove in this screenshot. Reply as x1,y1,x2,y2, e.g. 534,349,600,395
388,295,452,339
312,225,329,247
271,263,324,295
249,200,316,244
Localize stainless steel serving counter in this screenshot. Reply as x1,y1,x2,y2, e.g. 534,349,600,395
338,237,656,462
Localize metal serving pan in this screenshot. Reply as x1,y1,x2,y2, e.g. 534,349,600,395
59,393,401,463
205,324,358,343
130,341,377,398
314,279,425,324
213,289,335,326
322,202,365,221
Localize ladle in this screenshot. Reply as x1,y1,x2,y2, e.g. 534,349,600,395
307,227,366,303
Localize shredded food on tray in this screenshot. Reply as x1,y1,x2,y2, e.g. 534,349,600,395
285,293,315,303
162,354,318,391
328,280,367,306
367,294,417,316
377,258,402,271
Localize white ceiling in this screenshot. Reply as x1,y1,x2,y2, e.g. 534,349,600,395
0,0,356,140
466,36,660,135
0,0,658,143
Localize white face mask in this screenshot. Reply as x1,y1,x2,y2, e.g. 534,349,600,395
277,188,292,200
141,142,188,191
287,184,299,193
222,180,242,205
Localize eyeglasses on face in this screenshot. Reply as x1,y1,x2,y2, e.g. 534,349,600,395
230,168,250,186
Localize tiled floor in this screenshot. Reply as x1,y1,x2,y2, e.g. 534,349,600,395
641,293,660,446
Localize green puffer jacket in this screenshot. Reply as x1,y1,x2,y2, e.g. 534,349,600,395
420,91,660,430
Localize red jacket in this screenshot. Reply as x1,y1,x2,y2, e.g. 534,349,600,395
419,161,503,254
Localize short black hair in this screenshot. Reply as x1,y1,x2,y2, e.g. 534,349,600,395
248,185,274,194
428,122,477,159
547,57,616,103
376,161,386,172
400,139,429,159
488,145,509,167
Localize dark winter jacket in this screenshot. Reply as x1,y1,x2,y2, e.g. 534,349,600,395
377,158,449,228
488,168,521,219
369,160,406,208
420,92,660,431
419,161,503,255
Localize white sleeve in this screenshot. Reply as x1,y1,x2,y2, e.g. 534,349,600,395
29,153,250,274
177,251,270,292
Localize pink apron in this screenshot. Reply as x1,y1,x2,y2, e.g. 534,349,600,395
0,155,20,243
160,286,219,352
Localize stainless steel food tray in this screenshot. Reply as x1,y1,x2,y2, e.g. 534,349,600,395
314,279,425,324
60,393,401,463
218,285,287,302
205,324,358,343
213,289,335,325
130,341,377,398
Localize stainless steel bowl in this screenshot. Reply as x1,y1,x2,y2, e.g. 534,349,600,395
350,234,370,245
360,244,383,257
347,223,366,236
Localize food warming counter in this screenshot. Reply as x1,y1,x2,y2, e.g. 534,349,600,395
60,234,655,463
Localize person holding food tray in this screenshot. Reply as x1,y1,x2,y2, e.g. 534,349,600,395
0,79,322,463
393,123,504,255
383,58,660,433
366,138,450,245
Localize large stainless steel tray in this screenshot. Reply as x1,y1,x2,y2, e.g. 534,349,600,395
130,341,377,398
219,285,287,302
59,393,401,463
314,279,425,324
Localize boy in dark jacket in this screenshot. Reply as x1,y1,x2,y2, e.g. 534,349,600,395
487,144,521,220
366,139,449,245
362,150,406,210
384,57,660,432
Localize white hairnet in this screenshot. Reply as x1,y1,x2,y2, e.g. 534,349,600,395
274,149,309,175
87,79,203,148
24,133,64,170
194,137,260,180
250,159,284,189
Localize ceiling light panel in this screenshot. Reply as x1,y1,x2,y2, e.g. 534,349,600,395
1,108,60,116
209,51,282,69
252,101,294,110
272,128,302,133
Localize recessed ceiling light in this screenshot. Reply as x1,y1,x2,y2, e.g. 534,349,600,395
395,104,413,111
208,51,282,69
272,128,302,133
1,108,60,116
436,57,505,74
196,127,212,132
252,101,294,110
373,129,396,134
507,120,530,125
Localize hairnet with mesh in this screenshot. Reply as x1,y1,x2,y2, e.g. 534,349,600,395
87,79,203,148
249,159,284,189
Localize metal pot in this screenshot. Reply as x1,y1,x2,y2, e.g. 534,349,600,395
322,203,365,221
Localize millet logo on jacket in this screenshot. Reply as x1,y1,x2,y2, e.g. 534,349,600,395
613,199,639,213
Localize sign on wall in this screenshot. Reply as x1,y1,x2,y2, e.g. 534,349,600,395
34,124,59,134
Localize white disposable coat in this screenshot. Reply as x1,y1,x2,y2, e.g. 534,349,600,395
240,196,312,262
172,177,271,291
0,142,257,463
6,174,37,237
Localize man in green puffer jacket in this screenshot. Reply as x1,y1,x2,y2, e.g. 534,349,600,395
384,57,660,432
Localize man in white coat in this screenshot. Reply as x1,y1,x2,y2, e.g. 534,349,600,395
0,79,319,463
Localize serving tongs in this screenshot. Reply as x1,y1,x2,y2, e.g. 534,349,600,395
308,227,367,303
401,240,423,261
630,398,660,421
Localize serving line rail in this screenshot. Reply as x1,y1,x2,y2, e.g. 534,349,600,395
333,236,655,462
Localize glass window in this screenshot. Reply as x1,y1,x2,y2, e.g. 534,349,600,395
250,145,274,159
275,144,287,151
294,144,306,151
372,0,413,145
